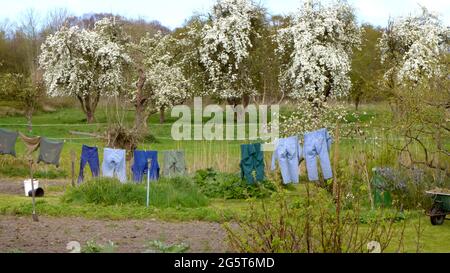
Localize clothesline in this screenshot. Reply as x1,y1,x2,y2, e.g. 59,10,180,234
0,123,106,127
40,136,419,142
0,123,389,127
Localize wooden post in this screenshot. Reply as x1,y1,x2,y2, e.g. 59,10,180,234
71,150,76,187
333,123,341,252
364,156,375,210
333,124,340,202
305,177,312,253
29,159,38,222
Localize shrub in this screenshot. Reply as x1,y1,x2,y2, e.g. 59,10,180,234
194,168,277,199
224,187,409,253
62,177,209,208
374,167,444,210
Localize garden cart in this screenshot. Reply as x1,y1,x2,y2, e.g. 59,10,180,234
426,189,450,226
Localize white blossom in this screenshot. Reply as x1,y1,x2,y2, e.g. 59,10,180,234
276,0,361,100
199,0,258,99
379,6,449,84
39,21,130,99
137,32,189,111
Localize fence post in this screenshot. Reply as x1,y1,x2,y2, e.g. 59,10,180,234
71,150,76,187
29,159,38,222
333,123,342,253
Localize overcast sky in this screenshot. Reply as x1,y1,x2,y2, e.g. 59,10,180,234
0,0,449,29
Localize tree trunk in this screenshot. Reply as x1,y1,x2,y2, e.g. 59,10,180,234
159,107,165,124
77,93,99,124
135,103,149,131
242,94,250,109
26,110,33,133
86,110,95,123
355,95,361,111
133,68,149,133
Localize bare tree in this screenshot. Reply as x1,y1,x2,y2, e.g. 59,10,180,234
44,7,72,34
18,8,44,132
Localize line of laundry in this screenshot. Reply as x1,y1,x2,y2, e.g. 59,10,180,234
2,127,334,185
75,145,185,184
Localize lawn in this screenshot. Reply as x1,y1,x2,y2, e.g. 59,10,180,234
0,101,449,253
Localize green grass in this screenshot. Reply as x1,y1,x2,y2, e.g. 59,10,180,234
1,100,427,188
62,177,210,208
0,193,231,222
0,186,449,252
1,101,449,253
0,101,396,179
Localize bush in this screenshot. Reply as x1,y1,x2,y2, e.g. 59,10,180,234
194,168,277,200
224,187,409,253
62,177,209,208
374,167,444,210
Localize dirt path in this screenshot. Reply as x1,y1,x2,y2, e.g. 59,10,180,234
0,215,228,253
0,179,67,195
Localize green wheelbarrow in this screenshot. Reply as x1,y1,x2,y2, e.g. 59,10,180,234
426,189,450,226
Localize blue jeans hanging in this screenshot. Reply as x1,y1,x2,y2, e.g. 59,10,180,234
271,136,303,184
102,148,127,183
132,150,160,183
78,145,100,184
303,128,333,181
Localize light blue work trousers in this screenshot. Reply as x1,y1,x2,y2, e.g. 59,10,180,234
271,136,303,184
303,128,333,181
102,148,127,183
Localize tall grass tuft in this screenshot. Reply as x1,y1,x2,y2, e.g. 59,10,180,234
62,177,209,208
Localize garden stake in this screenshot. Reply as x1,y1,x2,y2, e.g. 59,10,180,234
305,177,312,253
29,159,39,222
333,123,341,252
71,150,76,187
146,158,151,208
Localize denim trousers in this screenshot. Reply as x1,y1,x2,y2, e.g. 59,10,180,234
303,128,333,181
271,136,303,184
102,148,127,183
78,145,100,184
132,150,160,183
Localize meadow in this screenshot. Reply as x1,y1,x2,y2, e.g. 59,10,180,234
0,100,449,253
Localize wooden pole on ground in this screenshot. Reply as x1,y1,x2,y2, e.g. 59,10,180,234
29,159,38,222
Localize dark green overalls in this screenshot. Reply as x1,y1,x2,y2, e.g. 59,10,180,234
240,143,265,184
